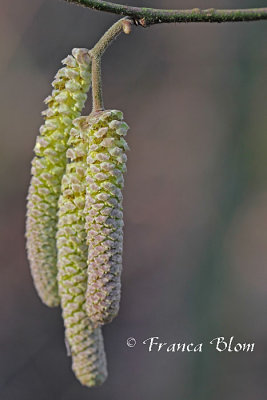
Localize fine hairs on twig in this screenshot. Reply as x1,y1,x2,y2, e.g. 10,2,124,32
89,17,133,112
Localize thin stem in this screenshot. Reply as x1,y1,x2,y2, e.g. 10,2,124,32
91,56,103,112
89,17,132,112
91,17,131,58
65,1,267,25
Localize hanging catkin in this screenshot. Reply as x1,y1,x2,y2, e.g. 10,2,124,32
25,49,92,307
57,117,107,386
84,110,129,326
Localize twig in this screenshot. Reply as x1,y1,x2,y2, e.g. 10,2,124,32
65,1,267,25
89,18,132,112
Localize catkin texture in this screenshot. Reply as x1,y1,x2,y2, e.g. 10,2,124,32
26,49,92,307
84,110,129,326
57,117,107,387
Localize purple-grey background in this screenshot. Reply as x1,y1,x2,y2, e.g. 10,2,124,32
0,0,267,399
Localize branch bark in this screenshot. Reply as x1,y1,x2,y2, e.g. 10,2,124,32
65,1,267,25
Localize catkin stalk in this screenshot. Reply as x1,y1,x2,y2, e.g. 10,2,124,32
26,49,92,307
57,117,107,386
84,110,129,326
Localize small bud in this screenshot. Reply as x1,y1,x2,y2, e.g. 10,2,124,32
122,19,132,35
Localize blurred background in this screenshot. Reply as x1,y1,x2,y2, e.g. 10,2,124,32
0,0,267,399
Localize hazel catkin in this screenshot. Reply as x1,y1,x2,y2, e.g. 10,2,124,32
84,110,129,326
26,48,92,307
57,117,107,386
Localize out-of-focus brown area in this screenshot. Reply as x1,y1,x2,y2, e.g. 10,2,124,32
0,0,267,399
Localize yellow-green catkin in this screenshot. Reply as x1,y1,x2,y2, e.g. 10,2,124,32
57,117,107,387
84,110,129,326
26,49,92,307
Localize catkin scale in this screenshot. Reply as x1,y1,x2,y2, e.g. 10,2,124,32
83,110,129,326
57,117,107,387
26,49,92,307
